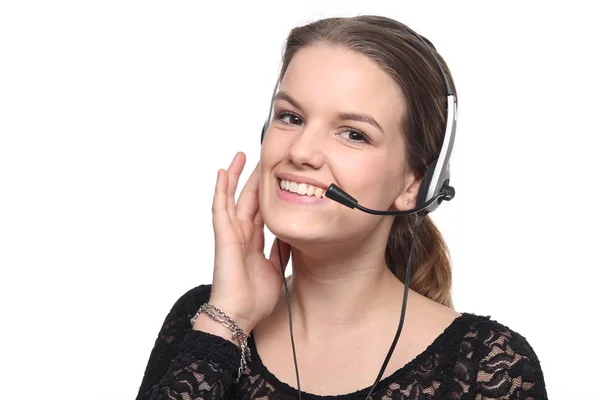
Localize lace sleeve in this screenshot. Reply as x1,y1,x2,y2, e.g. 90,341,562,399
136,285,241,400
471,320,548,399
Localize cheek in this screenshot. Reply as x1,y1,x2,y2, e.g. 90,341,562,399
336,154,402,207
260,128,288,165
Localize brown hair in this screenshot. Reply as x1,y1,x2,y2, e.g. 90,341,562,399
279,15,456,308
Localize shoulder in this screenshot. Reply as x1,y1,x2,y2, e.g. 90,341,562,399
165,284,213,321
458,313,543,367
451,313,548,398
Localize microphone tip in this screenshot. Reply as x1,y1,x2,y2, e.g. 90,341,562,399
325,184,358,209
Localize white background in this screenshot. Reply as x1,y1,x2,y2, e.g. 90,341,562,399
1,1,598,398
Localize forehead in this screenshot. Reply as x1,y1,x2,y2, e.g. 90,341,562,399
279,44,405,130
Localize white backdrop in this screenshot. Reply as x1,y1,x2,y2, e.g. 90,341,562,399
1,1,598,398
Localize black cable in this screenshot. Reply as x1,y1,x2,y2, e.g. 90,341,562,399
277,238,302,400
364,211,426,399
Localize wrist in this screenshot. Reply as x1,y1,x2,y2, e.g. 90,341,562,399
190,302,252,381
206,299,256,334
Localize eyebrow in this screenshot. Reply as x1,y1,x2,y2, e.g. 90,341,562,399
274,90,384,133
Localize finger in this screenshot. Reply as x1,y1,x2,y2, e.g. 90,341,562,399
226,152,246,219
268,238,291,276
236,162,260,220
250,208,265,252
212,169,231,235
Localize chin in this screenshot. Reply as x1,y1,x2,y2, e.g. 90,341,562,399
264,209,327,243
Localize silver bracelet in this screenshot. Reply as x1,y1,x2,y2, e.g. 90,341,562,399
190,303,251,382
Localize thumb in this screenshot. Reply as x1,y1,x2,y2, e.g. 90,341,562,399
268,237,291,276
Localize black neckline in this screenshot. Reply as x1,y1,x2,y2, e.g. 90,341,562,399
247,312,485,400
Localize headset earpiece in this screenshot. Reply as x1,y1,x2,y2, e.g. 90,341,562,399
416,160,438,208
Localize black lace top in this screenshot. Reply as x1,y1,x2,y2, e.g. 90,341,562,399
136,285,547,399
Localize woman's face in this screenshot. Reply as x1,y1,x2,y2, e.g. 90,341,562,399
259,43,418,246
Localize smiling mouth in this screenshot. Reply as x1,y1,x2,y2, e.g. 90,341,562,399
278,179,326,198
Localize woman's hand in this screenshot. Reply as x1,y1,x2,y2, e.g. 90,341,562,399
207,152,291,334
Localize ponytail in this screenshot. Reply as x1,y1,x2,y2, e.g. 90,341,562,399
385,214,453,308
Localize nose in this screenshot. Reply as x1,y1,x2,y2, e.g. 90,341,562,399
287,123,326,169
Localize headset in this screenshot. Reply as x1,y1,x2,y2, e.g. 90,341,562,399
258,26,458,400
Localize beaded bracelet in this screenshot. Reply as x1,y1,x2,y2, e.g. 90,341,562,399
190,303,251,382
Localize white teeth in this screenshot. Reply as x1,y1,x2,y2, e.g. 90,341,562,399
279,179,325,198
297,183,307,195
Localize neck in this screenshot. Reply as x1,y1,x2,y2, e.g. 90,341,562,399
272,240,404,342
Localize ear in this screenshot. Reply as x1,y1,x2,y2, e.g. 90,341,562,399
393,173,422,211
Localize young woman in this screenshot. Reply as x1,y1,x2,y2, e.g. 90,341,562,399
136,15,547,399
